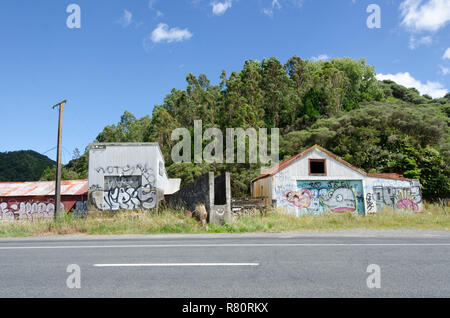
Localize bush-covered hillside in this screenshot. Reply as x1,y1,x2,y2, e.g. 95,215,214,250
57,56,450,200
0,150,55,182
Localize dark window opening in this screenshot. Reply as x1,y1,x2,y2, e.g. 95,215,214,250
309,159,326,175
214,174,227,205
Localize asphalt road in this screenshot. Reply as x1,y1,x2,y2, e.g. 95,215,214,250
0,230,449,298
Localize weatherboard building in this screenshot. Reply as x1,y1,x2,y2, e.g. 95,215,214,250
251,145,423,216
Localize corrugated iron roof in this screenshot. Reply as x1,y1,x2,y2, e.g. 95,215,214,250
0,180,88,197
252,145,367,183
367,173,411,181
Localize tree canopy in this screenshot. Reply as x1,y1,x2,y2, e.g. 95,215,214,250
0,150,55,182
56,56,450,200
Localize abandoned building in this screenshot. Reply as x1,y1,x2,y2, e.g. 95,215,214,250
251,145,423,216
165,172,232,224
0,179,88,220
88,142,180,212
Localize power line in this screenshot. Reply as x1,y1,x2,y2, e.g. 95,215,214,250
41,146,58,156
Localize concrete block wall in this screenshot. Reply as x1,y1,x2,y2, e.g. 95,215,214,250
165,174,210,212
165,172,231,225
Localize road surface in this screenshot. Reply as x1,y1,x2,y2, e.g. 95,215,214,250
0,230,449,298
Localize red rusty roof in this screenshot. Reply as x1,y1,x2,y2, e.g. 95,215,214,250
252,145,367,183
0,180,88,197
367,173,411,181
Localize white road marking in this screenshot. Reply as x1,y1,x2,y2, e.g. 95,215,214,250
94,263,259,267
0,243,449,250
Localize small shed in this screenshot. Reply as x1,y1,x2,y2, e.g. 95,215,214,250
0,180,88,220
251,145,423,216
88,142,172,212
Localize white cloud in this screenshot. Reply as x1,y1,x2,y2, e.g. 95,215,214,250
376,72,448,98
443,48,450,59
148,0,163,19
408,35,433,49
310,54,330,61
440,65,450,75
400,0,450,32
263,0,281,17
118,9,133,28
150,23,193,43
262,8,273,17
212,0,232,16
263,1,302,17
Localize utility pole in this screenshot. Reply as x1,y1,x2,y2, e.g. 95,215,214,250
52,100,67,220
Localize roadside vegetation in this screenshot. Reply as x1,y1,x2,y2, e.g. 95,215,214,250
38,56,449,201
0,150,55,182
0,204,448,238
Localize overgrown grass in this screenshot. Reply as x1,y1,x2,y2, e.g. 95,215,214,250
0,204,448,238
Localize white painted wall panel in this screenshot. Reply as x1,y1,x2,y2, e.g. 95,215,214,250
88,143,167,211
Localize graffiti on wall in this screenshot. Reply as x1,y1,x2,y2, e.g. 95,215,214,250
73,200,87,218
91,176,157,211
94,164,156,187
0,200,64,221
91,163,158,211
372,184,422,212
366,193,375,213
275,180,365,216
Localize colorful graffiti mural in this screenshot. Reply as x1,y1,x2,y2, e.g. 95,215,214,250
321,187,357,213
284,189,312,209
276,180,365,216
372,184,422,212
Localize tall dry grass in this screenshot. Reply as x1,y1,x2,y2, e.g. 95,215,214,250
0,204,448,238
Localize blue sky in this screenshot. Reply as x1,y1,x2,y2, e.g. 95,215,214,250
1,0,449,163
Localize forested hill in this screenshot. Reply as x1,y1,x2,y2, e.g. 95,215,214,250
56,56,450,200
0,150,55,182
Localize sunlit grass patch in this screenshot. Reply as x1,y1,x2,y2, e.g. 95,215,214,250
0,204,448,238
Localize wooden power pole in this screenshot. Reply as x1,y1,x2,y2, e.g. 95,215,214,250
52,100,67,220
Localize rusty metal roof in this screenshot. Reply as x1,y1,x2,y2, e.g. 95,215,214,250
367,173,411,181
0,180,88,197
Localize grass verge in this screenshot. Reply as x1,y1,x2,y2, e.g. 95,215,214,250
0,204,448,238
